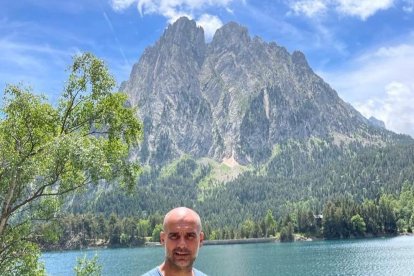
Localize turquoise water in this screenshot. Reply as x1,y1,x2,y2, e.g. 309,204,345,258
42,236,414,275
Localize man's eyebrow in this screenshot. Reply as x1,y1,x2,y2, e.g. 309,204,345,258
168,231,197,235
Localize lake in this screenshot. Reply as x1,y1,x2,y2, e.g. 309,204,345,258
42,235,414,276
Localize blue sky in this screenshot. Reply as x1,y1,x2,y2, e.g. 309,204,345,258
1,0,414,137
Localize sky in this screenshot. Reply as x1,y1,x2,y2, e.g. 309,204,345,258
1,0,414,137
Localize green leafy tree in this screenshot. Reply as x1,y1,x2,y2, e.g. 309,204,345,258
322,201,340,239
396,182,414,232
241,219,255,238
264,209,276,237
379,194,397,234
280,222,294,242
96,214,107,239
120,233,130,245
396,218,406,233
351,214,366,236
0,53,142,274
361,199,380,235
151,224,163,242
208,230,219,240
410,213,414,231
74,254,102,276
137,219,150,239
108,213,121,245
121,217,138,244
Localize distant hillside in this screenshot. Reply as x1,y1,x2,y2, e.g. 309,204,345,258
69,139,414,228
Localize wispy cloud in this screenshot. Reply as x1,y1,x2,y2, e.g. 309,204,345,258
111,0,137,11
335,0,395,20
289,0,396,20
109,0,237,39
102,11,130,67
290,0,327,17
0,18,81,102
319,39,414,137
0,38,69,68
0,37,73,103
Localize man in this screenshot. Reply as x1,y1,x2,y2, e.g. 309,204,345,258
142,207,207,276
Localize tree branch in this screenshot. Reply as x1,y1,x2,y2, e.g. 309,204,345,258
9,165,64,216
60,88,82,135
10,176,90,217
0,172,18,236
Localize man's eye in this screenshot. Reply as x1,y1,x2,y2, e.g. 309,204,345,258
187,233,196,239
169,234,179,240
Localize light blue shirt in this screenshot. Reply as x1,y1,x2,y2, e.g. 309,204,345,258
141,266,207,276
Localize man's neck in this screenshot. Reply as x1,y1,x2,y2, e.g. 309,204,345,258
159,261,194,276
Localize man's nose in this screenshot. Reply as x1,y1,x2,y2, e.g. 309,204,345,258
177,236,187,247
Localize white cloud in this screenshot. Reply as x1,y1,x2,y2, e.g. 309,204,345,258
196,14,223,41
109,0,235,39
335,0,395,20
111,0,137,11
111,0,234,16
355,82,414,137
289,0,396,20
291,0,327,17
319,41,414,137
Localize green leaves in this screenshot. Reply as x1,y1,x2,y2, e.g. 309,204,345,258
0,223,46,276
0,52,143,275
74,254,102,276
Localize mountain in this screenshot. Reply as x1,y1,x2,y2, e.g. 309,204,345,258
121,17,407,166
65,17,414,228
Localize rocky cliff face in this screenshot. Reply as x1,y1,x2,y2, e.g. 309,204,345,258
121,17,397,165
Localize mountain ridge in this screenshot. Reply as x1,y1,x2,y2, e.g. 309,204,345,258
121,16,411,166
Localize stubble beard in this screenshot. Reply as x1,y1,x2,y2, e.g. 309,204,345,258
166,248,199,270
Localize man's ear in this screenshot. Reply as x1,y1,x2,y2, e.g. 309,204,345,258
160,231,165,245
199,231,204,247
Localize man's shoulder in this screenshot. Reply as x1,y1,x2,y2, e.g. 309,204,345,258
194,268,208,276
141,267,161,276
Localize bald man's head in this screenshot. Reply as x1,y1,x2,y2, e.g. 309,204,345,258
160,207,204,272
163,207,202,233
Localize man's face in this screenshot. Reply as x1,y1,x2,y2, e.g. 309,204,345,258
161,218,204,270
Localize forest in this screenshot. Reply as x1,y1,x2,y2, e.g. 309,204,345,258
67,138,414,222
37,137,414,249
36,182,414,249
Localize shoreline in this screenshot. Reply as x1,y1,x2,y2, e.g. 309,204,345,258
205,237,277,246
41,233,414,252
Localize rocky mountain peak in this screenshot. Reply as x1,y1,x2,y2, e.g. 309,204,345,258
161,17,204,46
122,17,403,166
210,21,250,51
156,17,206,67
292,50,310,70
